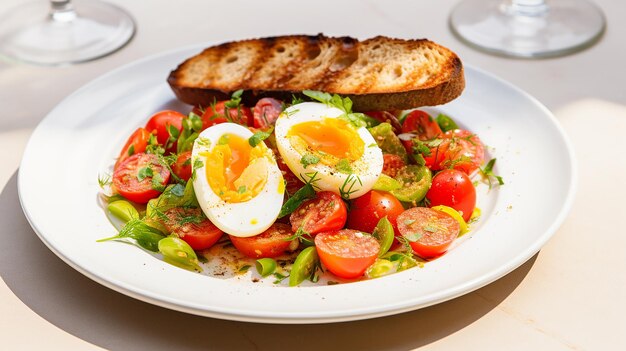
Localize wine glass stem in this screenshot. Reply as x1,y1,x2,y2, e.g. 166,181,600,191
49,0,77,22
508,0,549,16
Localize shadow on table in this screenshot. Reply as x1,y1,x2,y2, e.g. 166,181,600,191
0,171,536,351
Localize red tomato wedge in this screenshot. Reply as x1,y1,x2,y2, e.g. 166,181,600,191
397,207,460,259
144,110,184,152
315,229,380,279
112,153,170,204
426,169,476,222
171,151,192,182
402,110,443,141
253,98,283,129
290,191,347,235
162,207,223,250
424,129,485,175
347,190,404,236
115,127,151,169
229,223,295,258
200,101,252,129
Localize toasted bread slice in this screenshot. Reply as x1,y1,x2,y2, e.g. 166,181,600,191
168,35,464,111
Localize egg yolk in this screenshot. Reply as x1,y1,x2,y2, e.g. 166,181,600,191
288,118,364,166
204,133,268,203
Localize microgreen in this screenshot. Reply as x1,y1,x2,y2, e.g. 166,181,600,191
339,174,362,200
137,166,153,181
300,153,320,168
480,158,504,189
302,90,376,128
97,173,111,189
335,159,353,174
248,128,272,147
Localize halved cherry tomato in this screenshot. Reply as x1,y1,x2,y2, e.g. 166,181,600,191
112,153,170,204
382,153,406,178
229,223,295,258
171,151,192,181
162,207,223,250
364,111,403,133
201,101,252,129
426,169,476,222
253,98,283,129
424,129,485,175
315,229,380,279
115,127,151,169
144,110,184,152
290,191,347,235
397,207,460,259
347,190,404,236
402,110,443,141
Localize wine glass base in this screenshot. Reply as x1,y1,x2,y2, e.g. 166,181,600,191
449,0,606,58
0,0,135,66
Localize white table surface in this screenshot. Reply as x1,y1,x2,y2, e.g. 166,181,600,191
1,0,625,350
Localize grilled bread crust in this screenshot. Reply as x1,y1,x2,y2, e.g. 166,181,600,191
168,35,464,111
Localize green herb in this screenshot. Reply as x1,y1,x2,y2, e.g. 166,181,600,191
300,154,320,168
137,166,154,181
170,183,185,197
176,111,203,153
239,265,251,273
278,171,320,218
423,225,438,233
248,129,272,147
480,158,504,189
97,219,165,252
218,134,230,145
127,144,135,157
291,94,304,105
273,272,289,284
335,159,353,174
302,90,376,128
196,137,211,148
224,89,243,108
339,174,362,200
237,185,247,194
97,173,111,189
327,281,339,285
151,173,166,192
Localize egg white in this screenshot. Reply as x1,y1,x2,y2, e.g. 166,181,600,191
191,123,284,237
274,102,383,199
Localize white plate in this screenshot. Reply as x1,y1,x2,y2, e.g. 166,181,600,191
18,44,576,324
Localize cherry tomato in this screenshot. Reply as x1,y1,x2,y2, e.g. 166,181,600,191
397,207,460,259
162,207,223,250
144,110,184,152
171,151,192,181
112,153,170,204
315,229,380,279
115,127,151,169
229,223,295,258
424,129,485,175
402,110,442,141
364,110,403,133
347,190,404,236
382,153,406,178
253,98,283,129
201,101,252,129
426,169,476,222
290,191,347,235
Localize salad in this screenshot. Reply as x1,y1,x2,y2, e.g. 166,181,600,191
98,90,502,286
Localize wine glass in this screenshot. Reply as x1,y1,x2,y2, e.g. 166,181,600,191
0,0,135,66
449,0,605,58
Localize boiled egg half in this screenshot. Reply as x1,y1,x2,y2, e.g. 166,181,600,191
275,102,383,199
192,123,284,237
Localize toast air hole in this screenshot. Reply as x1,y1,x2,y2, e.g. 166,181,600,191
307,46,321,60
226,56,238,63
